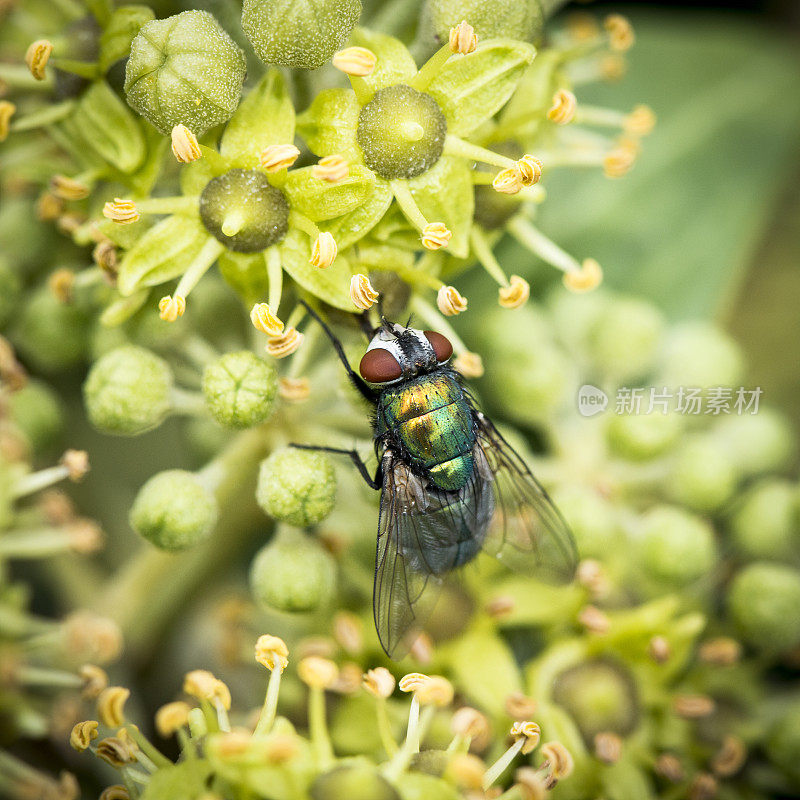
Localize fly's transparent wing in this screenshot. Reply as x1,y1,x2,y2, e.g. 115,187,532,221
474,412,578,582
373,453,492,658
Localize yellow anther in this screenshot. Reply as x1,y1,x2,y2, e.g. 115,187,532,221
67,519,104,554
99,787,130,800
349,273,380,310
673,694,715,719
415,675,454,706
259,143,300,172
600,54,627,81
333,612,363,654
515,767,547,800
278,376,310,401
266,327,304,358
0,101,15,142
312,154,349,183
310,231,338,268
624,104,656,137
70,720,99,751
93,240,118,276
158,294,186,322
451,707,490,740
50,175,90,200
505,692,538,720
492,167,522,195
436,284,467,316
183,669,231,709
566,11,600,42
255,634,289,672
61,449,89,481
498,275,529,309
102,198,139,224
449,21,478,54
155,701,192,737
398,672,429,693
547,89,577,125
297,656,339,689
36,192,63,221
540,741,574,778
649,635,671,663
250,302,284,335
510,720,541,755
62,611,123,664
421,222,452,250
563,258,603,293
25,39,52,80
95,737,137,767
604,14,635,52
594,731,622,764
332,46,377,76
97,686,130,728
79,664,108,699
362,667,395,698
485,595,516,618
711,735,747,778
171,124,201,163
698,637,742,666
448,753,485,789
453,351,483,378
48,268,75,304
577,604,611,634
603,139,638,178
515,155,543,186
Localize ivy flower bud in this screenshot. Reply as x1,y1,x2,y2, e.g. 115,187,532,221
250,303,284,335
103,199,139,224
547,89,577,125
155,701,191,737
266,327,304,358
256,448,336,527
0,101,16,141
498,275,529,309
298,656,339,689
437,285,467,316
310,232,338,268
97,687,130,728
313,154,350,183
453,351,483,378
243,0,361,70
203,351,277,428
363,667,395,698
125,11,246,135
510,721,541,755
260,144,301,173
492,167,522,195
171,125,201,163
184,670,231,709
730,480,796,560
425,0,543,42
51,175,90,201
540,741,574,778
515,155,543,186
332,47,377,77
255,634,289,671
84,346,173,435
130,470,219,551
70,720,99,751
604,14,635,51
158,295,186,322
25,39,52,80
350,274,380,310
563,258,603,292
449,21,478,54
279,377,310,402
422,222,452,250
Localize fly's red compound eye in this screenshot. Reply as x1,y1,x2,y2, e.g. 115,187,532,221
424,330,453,362
359,348,403,383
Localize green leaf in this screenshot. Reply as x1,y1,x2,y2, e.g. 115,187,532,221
350,28,417,96
404,155,474,257
296,89,361,159
140,761,212,800
99,5,155,72
218,251,270,306
279,229,355,310
117,215,208,296
427,39,535,136
220,70,295,168
319,178,393,248
285,164,376,222
73,82,146,174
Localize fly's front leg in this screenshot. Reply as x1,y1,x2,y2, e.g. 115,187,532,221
291,443,382,490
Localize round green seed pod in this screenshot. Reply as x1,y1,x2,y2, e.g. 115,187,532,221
606,411,683,462
638,506,717,589
423,0,544,44
130,470,218,551
730,480,798,560
767,700,800,785
256,447,336,528
551,485,622,560
83,345,173,436
728,562,800,653
8,380,63,453
552,658,639,742
124,10,246,135
657,321,743,389
666,436,738,513
714,408,795,477
242,0,361,70
310,765,400,800
357,84,447,180
200,169,290,253
250,528,337,612
202,351,278,428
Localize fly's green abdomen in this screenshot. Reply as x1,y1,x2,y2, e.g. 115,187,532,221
378,373,475,491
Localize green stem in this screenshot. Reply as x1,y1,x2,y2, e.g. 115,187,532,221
10,100,76,132
174,238,225,299
470,228,508,286
0,528,75,558
383,704,436,782
444,135,516,169
254,667,283,736
126,725,173,770
11,465,70,499
506,216,582,275
169,388,207,416
265,247,283,313
16,665,82,689
309,686,334,768
50,58,100,79
411,45,452,92
389,180,428,231
376,697,399,756
0,64,52,90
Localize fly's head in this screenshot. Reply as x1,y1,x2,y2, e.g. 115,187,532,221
358,320,453,386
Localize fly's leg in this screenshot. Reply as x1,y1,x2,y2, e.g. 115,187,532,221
299,300,377,405
290,443,382,490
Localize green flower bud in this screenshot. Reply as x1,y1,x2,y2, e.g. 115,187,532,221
551,485,622,560
99,4,156,72
242,0,361,70
0,260,21,327
638,506,717,589
606,411,683,462
83,345,173,435
767,700,800,784
15,287,90,372
657,321,743,389
250,528,337,612
310,765,399,800
552,658,639,742
202,351,278,428
587,297,664,381
730,481,798,561
8,381,63,453
423,0,544,44
728,562,800,653
357,84,447,180
199,170,289,253
714,408,795,477
125,11,246,135
666,436,737,513
130,470,218,551
256,447,337,527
